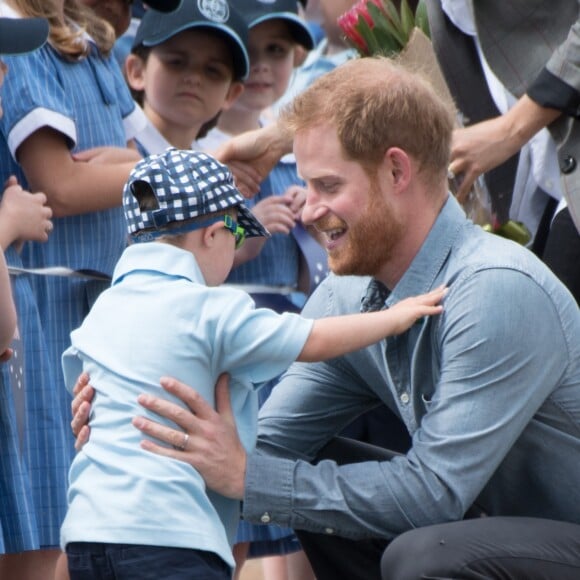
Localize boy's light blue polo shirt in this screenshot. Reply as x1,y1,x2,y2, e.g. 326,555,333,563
60,243,313,567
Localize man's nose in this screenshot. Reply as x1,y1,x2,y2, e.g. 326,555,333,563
301,191,327,226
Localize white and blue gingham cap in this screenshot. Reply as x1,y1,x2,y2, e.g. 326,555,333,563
123,148,269,242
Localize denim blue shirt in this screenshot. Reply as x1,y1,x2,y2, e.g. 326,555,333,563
243,195,580,539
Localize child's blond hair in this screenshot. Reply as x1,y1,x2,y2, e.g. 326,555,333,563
9,0,115,59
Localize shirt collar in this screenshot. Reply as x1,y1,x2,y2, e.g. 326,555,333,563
386,194,465,303
112,243,206,286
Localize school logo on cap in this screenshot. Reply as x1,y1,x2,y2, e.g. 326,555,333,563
198,0,230,23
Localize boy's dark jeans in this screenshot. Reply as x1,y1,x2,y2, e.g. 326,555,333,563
66,542,231,580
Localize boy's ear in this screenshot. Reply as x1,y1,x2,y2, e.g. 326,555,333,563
222,82,245,111
201,220,225,248
125,53,146,92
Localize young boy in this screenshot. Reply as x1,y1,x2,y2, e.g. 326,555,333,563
125,0,248,154
60,147,446,579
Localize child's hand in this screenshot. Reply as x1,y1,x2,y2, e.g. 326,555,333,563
284,185,307,218
252,195,299,235
0,176,53,249
388,286,447,334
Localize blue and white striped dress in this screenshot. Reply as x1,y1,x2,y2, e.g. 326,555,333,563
0,34,143,549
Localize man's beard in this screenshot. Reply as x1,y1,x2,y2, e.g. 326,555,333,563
321,191,404,277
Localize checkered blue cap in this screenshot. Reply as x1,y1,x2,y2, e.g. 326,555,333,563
123,148,269,242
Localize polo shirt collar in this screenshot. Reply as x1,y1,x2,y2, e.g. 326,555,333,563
112,243,206,286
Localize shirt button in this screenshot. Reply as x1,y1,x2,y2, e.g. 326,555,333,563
260,512,271,524
400,392,410,404
325,527,334,535
560,155,577,174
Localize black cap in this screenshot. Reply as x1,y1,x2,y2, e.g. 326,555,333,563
0,17,49,55
143,0,182,12
133,0,250,80
240,0,314,50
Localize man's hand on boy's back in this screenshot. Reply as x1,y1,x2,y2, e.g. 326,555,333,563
71,372,93,451
71,372,248,499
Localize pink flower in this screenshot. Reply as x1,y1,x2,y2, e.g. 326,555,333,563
338,9,369,52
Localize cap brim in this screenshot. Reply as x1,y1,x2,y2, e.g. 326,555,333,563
140,22,249,80
237,204,270,239
0,17,49,55
251,13,314,50
143,0,182,12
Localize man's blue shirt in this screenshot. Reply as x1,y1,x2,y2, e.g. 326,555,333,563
244,195,580,539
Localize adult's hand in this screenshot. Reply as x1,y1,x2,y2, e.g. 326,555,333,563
213,122,292,197
449,95,561,202
132,374,247,500
70,372,94,451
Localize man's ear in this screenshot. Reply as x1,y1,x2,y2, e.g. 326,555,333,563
125,53,146,92
384,147,412,192
222,81,245,111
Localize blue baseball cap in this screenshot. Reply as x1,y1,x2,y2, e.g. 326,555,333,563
124,148,269,242
133,0,250,80
0,17,48,55
240,0,314,49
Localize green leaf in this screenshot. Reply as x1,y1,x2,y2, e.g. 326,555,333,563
383,0,403,32
356,14,383,55
372,27,404,55
400,0,415,39
368,2,406,48
414,0,431,38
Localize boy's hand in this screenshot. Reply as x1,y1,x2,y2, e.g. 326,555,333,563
388,286,447,334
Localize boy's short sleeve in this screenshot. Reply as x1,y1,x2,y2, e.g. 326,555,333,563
214,288,314,385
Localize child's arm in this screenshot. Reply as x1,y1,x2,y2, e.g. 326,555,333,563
16,128,140,218
297,286,447,363
0,250,17,354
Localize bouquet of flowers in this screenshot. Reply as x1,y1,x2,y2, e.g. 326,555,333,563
337,0,531,245
338,0,429,57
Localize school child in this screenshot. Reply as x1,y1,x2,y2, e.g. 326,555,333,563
60,148,446,580
0,14,65,580
0,0,149,479
124,0,248,155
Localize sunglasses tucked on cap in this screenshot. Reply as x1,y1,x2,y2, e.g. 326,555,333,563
240,0,314,50
133,0,250,80
0,17,49,55
124,148,269,244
